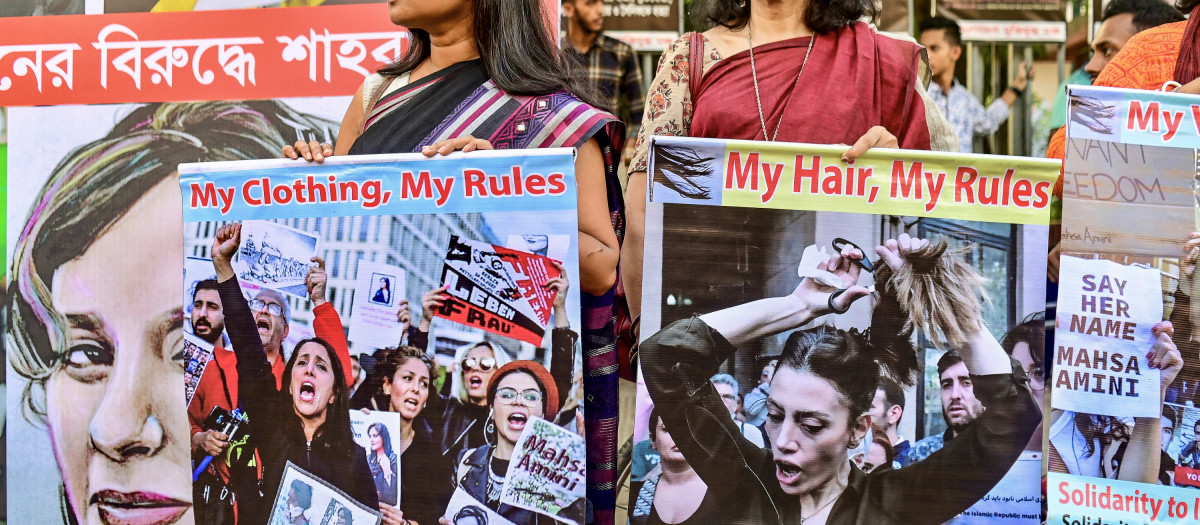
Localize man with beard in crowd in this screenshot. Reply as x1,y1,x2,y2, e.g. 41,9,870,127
187,259,354,523
898,351,985,466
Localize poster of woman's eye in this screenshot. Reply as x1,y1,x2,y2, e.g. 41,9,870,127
630,136,1058,524
350,410,402,507
5,97,346,525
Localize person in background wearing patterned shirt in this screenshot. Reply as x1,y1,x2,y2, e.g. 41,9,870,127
562,0,644,155
919,17,1031,154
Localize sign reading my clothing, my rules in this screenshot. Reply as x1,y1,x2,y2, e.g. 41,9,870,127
179,149,578,222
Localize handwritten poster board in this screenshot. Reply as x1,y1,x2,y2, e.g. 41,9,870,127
500,417,587,525
1051,256,1162,417
1060,138,1196,257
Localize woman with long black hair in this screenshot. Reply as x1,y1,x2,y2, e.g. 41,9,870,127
210,222,377,524
282,1,625,519
640,236,1042,524
365,422,399,507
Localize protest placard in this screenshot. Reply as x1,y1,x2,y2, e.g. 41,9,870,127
180,149,584,525
947,452,1043,524
633,136,1056,524
267,462,381,525
444,488,516,525
1049,472,1200,524
499,417,586,525
1050,256,1163,417
436,235,562,346
1049,84,1200,524
232,219,319,298
183,333,215,407
348,261,408,353
349,410,402,507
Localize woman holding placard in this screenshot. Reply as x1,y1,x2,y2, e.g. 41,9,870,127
372,345,453,525
210,223,378,523
444,360,564,525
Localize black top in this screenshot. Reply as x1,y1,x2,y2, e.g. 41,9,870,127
218,277,379,523
400,418,454,525
640,317,1040,525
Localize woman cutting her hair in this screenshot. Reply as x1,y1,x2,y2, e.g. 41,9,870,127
640,235,1040,524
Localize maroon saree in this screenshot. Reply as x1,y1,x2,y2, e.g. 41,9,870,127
689,21,932,150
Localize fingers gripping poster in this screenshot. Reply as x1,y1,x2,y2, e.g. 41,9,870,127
633,136,1057,524
1048,86,1200,525
179,149,584,525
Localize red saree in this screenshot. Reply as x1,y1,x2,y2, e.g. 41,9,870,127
689,22,932,150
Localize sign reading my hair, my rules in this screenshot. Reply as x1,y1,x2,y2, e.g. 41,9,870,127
1051,255,1163,418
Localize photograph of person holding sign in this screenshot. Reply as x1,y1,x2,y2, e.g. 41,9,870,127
281,0,626,514
370,345,455,525
207,222,379,523
640,235,1040,524
446,359,569,525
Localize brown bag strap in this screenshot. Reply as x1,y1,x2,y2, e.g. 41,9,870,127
688,31,705,103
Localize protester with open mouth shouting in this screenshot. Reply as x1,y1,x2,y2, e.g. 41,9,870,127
640,235,1040,525
367,345,455,525
414,262,576,458
442,270,577,525
210,222,378,523
410,285,513,456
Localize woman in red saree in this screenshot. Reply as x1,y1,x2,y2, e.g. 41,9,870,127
620,0,958,334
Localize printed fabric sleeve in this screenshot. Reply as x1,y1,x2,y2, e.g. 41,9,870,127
973,96,1010,136
640,316,771,500
312,302,354,386
629,35,695,173
864,359,1040,523
621,43,646,142
216,276,275,431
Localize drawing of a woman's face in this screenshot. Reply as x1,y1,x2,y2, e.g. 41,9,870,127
45,180,193,524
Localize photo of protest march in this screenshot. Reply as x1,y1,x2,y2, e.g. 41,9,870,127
180,151,586,525
233,220,321,298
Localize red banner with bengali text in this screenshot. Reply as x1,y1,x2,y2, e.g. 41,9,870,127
0,4,405,106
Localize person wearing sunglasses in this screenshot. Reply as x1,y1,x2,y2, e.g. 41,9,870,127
444,359,569,525
413,265,576,459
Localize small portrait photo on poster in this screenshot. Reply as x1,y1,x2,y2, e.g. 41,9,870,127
369,272,397,307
